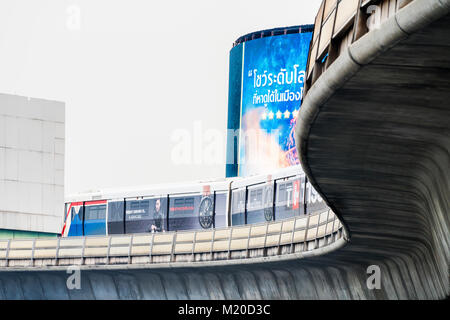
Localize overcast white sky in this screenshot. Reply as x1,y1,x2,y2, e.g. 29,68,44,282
0,0,321,195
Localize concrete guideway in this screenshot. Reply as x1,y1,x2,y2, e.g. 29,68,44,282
0,211,353,300
0,210,345,270
296,0,450,299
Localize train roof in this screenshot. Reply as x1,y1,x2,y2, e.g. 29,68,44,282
65,177,235,203
65,165,304,203
231,165,304,189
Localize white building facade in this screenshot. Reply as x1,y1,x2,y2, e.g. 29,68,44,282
0,93,64,238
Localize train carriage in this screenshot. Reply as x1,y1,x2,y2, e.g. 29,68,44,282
62,179,232,237
62,165,329,237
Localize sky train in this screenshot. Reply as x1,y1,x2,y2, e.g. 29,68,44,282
61,165,328,237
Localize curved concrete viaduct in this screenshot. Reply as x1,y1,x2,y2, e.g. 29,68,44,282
296,0,449,300
0,0,448,300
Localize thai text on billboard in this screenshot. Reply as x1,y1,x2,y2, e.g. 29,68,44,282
237,32,311,177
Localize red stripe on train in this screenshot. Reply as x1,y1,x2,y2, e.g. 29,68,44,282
84,200,107,206
170,206,194,211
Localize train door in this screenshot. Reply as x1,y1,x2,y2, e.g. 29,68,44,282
246,182,275,224
213,191,228,228
107,199,125,235
246,185,263,224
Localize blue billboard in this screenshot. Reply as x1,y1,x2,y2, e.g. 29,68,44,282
226,29,312,177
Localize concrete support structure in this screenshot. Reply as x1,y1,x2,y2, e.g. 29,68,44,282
296,0,449,300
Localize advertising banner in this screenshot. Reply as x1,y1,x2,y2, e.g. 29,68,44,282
229,31,312,177
125,197,167,234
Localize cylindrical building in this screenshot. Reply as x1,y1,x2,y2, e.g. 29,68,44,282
226,25,314,178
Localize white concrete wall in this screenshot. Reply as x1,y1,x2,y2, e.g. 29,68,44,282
0,93,64,234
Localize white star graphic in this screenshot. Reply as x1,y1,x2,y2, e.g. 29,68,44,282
276,110,282,119
284,110,291,119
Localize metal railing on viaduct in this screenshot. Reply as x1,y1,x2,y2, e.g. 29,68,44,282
0,210,345,269
305,0,416,91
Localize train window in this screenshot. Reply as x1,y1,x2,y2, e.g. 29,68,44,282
232,194,238,212
231,190,245,213
70,206,84,221
86,207,95,220
172,197,194,210
248,190,254,208
127,200,149,214
285,182,293,206
85,205,106,220
278,183,286,202
141,200,150,209
130,201,140,211
231,189,246,226
127,200,150,214
174,198,185,207
248,188,263,209
185,198,194,207
126,200,151,220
